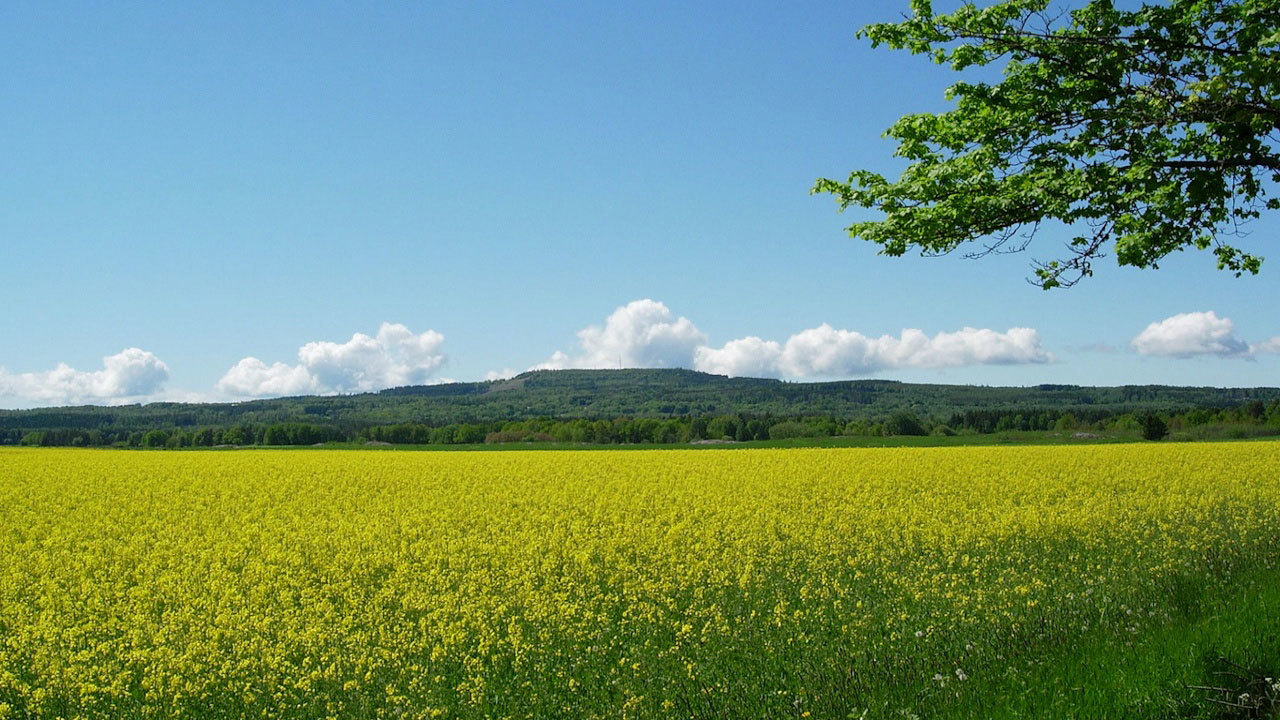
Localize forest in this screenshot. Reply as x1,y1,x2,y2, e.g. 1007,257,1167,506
4,369,1279,447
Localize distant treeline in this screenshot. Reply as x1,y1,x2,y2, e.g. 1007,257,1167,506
10,400,1280,447
6,369,1280,438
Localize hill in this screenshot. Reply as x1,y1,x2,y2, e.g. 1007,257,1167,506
3,368,1278,440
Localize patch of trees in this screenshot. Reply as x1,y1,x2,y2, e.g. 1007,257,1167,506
5,370,1279,436
9,399,1280,448
16,423,346,448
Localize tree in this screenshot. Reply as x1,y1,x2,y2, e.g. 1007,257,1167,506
141,429,169,448
1244,399,1266,420
882,411,929,436
452,424,487,445
689,416,709,441
1139,412,1170,440
262,425,289,446
813,0,1280,288
707,415,737,440
768,420,820,439
1053,412,1079,430
221,425,249,446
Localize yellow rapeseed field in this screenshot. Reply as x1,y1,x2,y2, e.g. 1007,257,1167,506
1,443,1278,719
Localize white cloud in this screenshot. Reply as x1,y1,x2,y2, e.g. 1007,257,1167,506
696,325,1052,378
533,351,573,371
694,336,783,377
534,299,707,370
0,348,169,406
1131,311,1251,358
1250,337,1280,355
153,388,217,404
485,368,519,381
216,323,446,397
539,299,1053,379
216,358,314,397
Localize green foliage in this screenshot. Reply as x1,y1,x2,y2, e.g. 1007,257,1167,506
141,429,168,448
8,370,1279,434
1140,412,1170,441
451,424,488,445
706,415,738,440
220,426,250,446
882,411,929,436
2,370,1280,448
484,430,555,444
767,421,821,439
689,416,709,440
1110,413,1141,431
1245,399,1267,420
814,0,1280,288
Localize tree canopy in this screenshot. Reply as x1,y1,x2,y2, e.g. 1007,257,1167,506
813,0,1280,288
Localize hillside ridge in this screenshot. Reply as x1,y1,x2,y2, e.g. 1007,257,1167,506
3,368,1278,436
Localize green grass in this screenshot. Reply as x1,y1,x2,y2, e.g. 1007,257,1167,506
931,566,1280,719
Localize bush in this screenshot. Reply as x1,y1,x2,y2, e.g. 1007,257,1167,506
141,430,169,448
1185,423,1280,441
882,412,928,437
1110,414,1140,431
841,420,874,436
768,421,820,440
1139,413,1169,441
484,431,555,444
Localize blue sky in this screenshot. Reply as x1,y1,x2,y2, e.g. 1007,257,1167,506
2,1,1277,408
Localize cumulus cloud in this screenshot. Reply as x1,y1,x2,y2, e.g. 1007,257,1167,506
216,323,446,397
694,336,783,377
216,358,314,397
0,348,169,406
534,299,707,370
1250,337,1280,355
1131,311,1251,358
538,299,1053,379
696,325,1052,378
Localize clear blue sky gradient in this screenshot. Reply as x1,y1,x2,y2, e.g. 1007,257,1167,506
2,1,1276,406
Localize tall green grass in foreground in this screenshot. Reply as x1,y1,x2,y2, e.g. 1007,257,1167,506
925,566,1280,719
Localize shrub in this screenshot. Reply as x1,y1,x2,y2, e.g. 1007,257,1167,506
141,430,169,448
484,431,555,444
768,421,820,440
882,412,928,437
1139,413,1169,441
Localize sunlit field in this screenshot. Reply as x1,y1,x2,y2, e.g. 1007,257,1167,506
2,444,1279,719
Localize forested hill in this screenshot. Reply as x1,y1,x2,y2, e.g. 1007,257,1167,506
3,368,1278,435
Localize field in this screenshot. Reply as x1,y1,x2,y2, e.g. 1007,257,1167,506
2,444,1279,719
